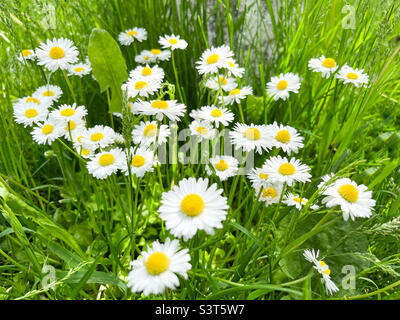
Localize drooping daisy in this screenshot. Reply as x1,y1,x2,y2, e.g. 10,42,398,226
262,155,312,186
86,147,126,179
230,123,272,154
123,147,156,178
221,86,253,105
50,103,88,124
134,99,186,122
247,167,271,190
76,145,97,159
196,45,234,75
158,177,229,241
335,65,369,87
84,125,116,149
13,101,48,127
129,64,165,84
118,27,147,46
266,72,301,101
308,56,339,78
303,249,339,296
113,132,125,144
149,49,171,62
127,238,191,296
63,118,86,140
206,155,239,181
17,49,35,62
189,120,216,142
34,85,63,102
68,61,92,77
283,193,319,210
31,119,64,145
35,37,79,72
131,121,171,147
205,75,237,92
135,50,156,64
322,178,375,221
317,172,336,190
159,34,188,51
226,58,245,78
255,184,284,207
267,122,304,155
197,105,234,128
189,109,202,121
123,77,161,99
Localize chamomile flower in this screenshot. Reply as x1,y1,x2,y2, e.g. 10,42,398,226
127,238,191,296
247,167,271,190
135,50,156,64
158,177,229,241
221,86,253,105
230,123,272,154
14,94,53,110
123,77,161,99
226,58,245,78
84,125,116,149
13,101,48,127
303,249,339,296
134,99,186,122
336,65,369,87
255,184,284,207
268,122,304,155
322,178,375,221
34,85,63,102
131,121,171,147
159,34,188,51
266,72,301,101
123,147,156,178
189,120,216,141
50,103,88,124
197,105,234,128
63,118,86,140
206,156,239,181
118,27,147,45
308,56,339,78
76,145,97,159
68,61,92,77
35,37,79,72
283,193,319,210
86,147,126,179
17,49,35,62
205,75,237,92
149,48,171,62
262,155,312,186
196,45,234,75
31,119,64,145
129,64,165,83
317,172,336,190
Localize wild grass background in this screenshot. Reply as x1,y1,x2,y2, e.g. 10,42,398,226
0,0,400,300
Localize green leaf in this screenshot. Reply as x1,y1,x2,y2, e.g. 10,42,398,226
88,28,128,113
245,95,264,123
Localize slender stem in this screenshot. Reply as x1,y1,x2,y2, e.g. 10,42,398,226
171,51,184,103
62,69,77,104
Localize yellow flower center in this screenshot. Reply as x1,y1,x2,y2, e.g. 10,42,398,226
181,194,205,217
49,46,65,59
91,132,104,141
65,120,76,130
218,76,228,85
169,38,178,45
293,197,303,203
259,173,269,180
127,30,138,37
22,49,32,57
228,61,236,68
279,163,296,175
347,72,359,80
131,155,145,167
215,160,229,171
74,67,85,72
42,124,54,135
82,149,90,156
151,100,168,109
134,81,148,90
277,80,288,90
60,108,75,117
338,184,359,203
43,90,54,97
145,252,170,275
144,124,157,137
322,58,336,69
262,186,278,199
144,56,150,61
206,54,219,64
77,135,83,142
320,261,331,275
229,88,241,95
98,154,115,166
211,109,223,117
196,126,208,135
276,129,291,143
151,49,161,55
141,67,152,76
244,128,261,141
26,97,40,104
25,108,38,118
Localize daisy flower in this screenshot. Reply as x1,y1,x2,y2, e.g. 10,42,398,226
84,125,116,149
63,118,86,140
189,109,202,121
149,48,171,62
68,61,92,77
134,99,186,122
131,121,171,147
50,103,88,124
266,72,301,101
77,145,97,159
226,59,245,78
86,147,126,179
14,94,53,110
189,120,216,142
283,193,319,210
118,27,147,45
308,56,339,78
267,121,304,155
123,147,156,178
35,37,79,72
34,85,63,102
17,49,35,62
13,101,48,127
197,105,234,128
159,34,188,51
205,75,237,92
230,123,272,154
158,177,229,241
206,155,239,181
196,45,234,75
129,64,165,83
255,184,284,207
262,155,312,186
123,77,161,99
247,167,271,190
135,50,156,64
221,86,253,105
317,172,336,190
31,119,64,145
336,65,369,87
303,249,339,296
127,238,191,296
322,178,375,221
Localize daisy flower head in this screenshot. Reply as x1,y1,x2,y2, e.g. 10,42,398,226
84,125,116,149
230,123,272,154
77,145,97,159
226,58,245,78
63,118,86,140
322,178,375,221
197,105,234,128
50,103,88,124
196,45,234,75
31,119,64,145
35,37,79,72
13,101,48,127
123,147,156,178
134,99,186,122
283,193,319,210
303,249,339,296
14,94,53,111
129,64,165,84
308,56,339,78
247,167,271,190
68,61,92,77
131,121,171,147
205,75,237,92
189,109,202,121
118,27,147,46
135,50,156,64
127,238,191,296
34,85,63,102
149,48,171,62
206,155,239,181
17,49,35,63
266,72,301,101
123,77,161,99
86,147,126,180
317,172,336,190
255,184,284,207
158,177,229,241
262,155,312,186
159,34,188,51
222,86,253,105
336,65,369,87
268,121,304,155
189,120,216,142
